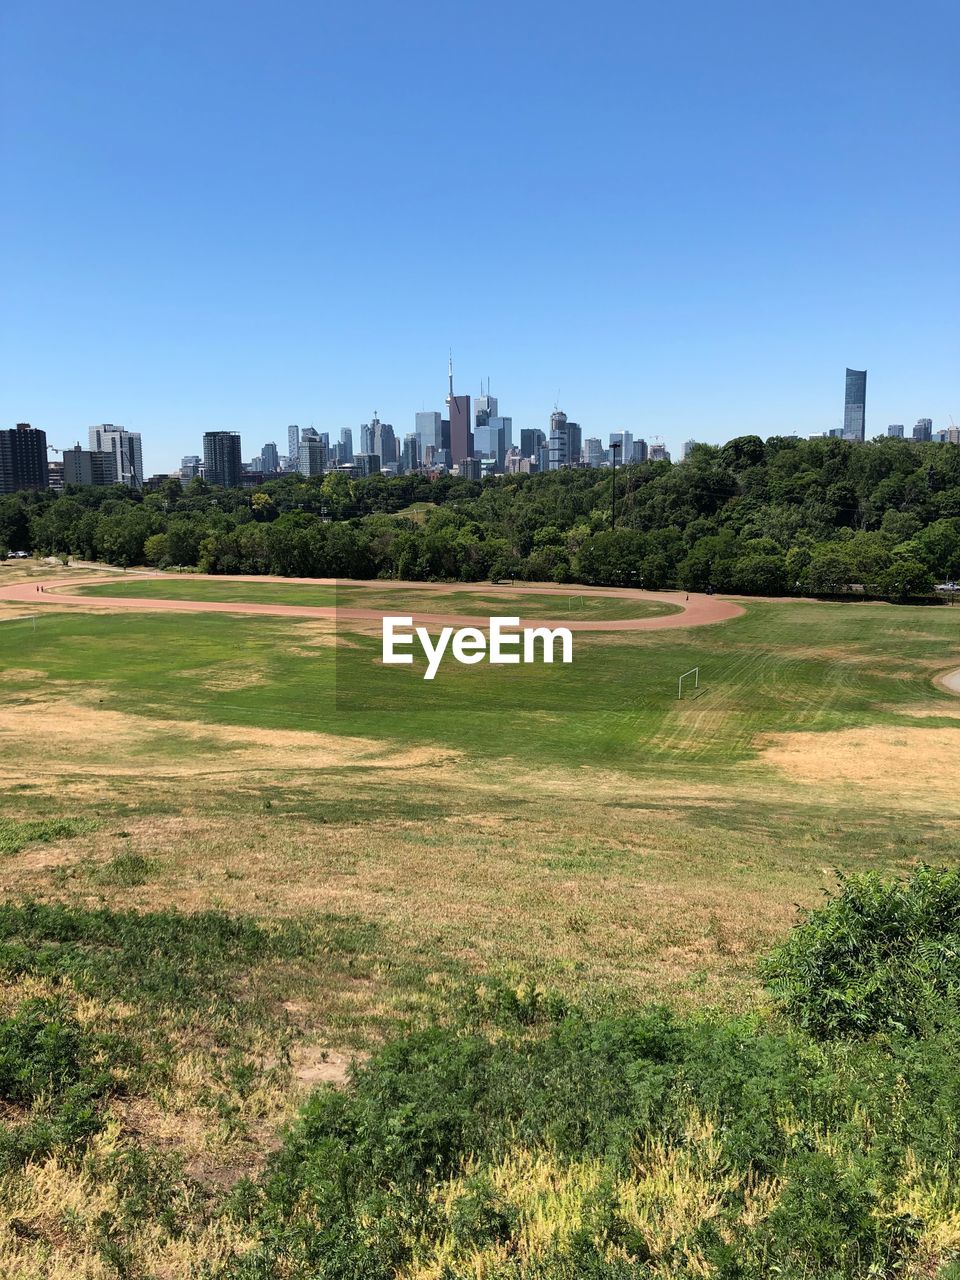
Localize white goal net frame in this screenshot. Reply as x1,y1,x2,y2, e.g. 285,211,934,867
677,666,700,699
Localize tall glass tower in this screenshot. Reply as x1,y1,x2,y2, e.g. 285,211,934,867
843,368,867,442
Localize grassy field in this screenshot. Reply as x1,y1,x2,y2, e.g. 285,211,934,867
1,570,959,1274
69,576,680,621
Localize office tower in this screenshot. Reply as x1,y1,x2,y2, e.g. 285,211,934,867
360,422,375,455
402,433,420,472
261,442,279,472
354,453,381,476
843,368,867,442
446,355,472,464
609,431,634,461
475,383,498,427
416,412,442,456
887,424,904,438
0,423,48,493
631,438,648,463
179,455,202,482
583,438,604,467
548,410,581,470
488,417,511,465
339,428,354,462
203,431,243,487
536,442,550,473
681,439,697,461
367,417,396,466
913,418,933,441
62,445,118,487
88,424,143,488
520,428,545,458
287,425,300,461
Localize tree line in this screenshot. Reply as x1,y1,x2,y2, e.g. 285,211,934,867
3,434,959,597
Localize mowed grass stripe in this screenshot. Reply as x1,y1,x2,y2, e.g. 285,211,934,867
2,597,959,777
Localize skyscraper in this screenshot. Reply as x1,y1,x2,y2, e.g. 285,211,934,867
913,418,933,441
520,428,545,458
416,412,442,456
339,428,354,463
261,442,279,472
843,368,867,442
583,438,604,467
402,433,420,472
88,425,143,488
287,425,300,463
887,424,904,438
548,410,581,470
203,431,242,487
0,423,48,494
475,384,498,427
446,355,472,465
299,438,324,475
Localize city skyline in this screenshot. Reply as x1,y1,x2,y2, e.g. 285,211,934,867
9,355,956,479
2,2,957,476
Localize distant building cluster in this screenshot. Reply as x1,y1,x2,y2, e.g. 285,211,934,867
2,365,954,496
818,368,957,445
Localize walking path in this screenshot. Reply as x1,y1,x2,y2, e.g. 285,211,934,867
0,574,744,633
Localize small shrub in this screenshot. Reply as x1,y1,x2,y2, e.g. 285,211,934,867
762,866,960,1038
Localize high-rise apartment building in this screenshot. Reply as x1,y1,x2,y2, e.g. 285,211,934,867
180,455,202,482
287,425,300,464
0,423,48,494
632,438,648,463
548,410,581,470
887,424,905,438
203,431,242,487
843,369,867,442
88,425,143,488
62,445,118,487
913,418,933,441
261,442,279,473
299,439,324,475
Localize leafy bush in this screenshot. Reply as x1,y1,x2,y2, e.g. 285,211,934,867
0,996,136,1168
223,1000,960,1278
762,866,960,1038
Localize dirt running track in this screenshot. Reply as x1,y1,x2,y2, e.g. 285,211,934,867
0,574,745,633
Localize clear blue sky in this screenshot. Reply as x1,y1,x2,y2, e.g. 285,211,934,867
2,0,957,473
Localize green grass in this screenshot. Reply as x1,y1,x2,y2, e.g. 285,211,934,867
68,577,678,621
0,818,98,857
1,586,960,1274
6,596,958,779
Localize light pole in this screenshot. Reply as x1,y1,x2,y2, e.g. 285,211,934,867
610,439,622,528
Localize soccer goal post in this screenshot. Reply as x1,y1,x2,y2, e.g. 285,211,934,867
568,594,585,612
677,666,700,699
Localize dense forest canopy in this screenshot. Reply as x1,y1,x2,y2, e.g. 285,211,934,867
3,436,960,597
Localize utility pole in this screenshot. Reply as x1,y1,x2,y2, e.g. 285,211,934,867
610,439,622,528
